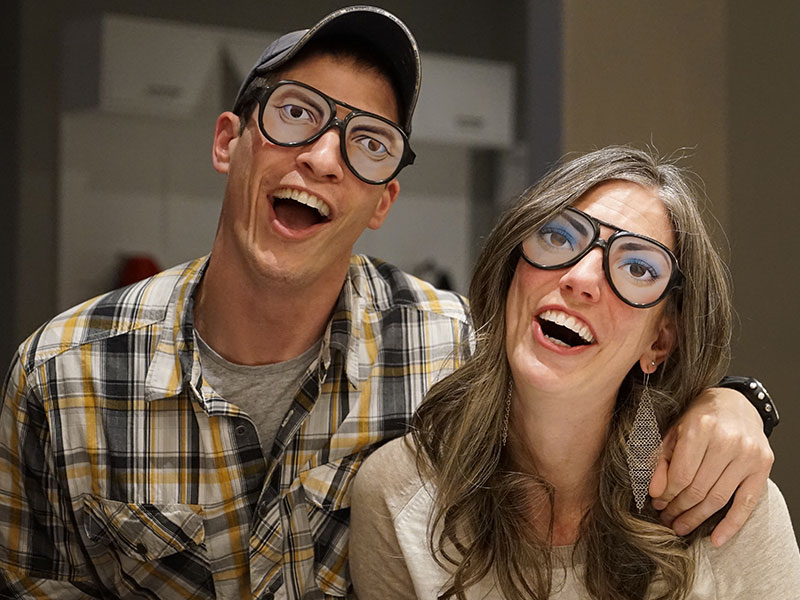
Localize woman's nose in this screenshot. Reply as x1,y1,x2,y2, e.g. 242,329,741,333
559,248,605,303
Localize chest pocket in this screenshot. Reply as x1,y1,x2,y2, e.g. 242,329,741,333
299,453,363,512
81,495,213,599
82,495,205,560
298,452,365,596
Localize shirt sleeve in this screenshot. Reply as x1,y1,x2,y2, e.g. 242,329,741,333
348,439,421,600
700,479,800,597
0,353,101,597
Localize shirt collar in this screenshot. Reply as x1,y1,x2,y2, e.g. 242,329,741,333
325,255,386,390
144,257,209,403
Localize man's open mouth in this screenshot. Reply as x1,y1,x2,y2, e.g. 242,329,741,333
273,188,331,231
537,309,595,348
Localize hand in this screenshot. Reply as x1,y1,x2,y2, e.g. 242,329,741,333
648,387,773,547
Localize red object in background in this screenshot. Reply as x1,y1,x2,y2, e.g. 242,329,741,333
119,255,161,287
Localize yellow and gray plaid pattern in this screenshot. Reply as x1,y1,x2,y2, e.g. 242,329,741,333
0,255,471,599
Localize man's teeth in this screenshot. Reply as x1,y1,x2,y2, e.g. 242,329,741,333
274,188,330,218
538,309,595,344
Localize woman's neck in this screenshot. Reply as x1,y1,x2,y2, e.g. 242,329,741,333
508,384,616,544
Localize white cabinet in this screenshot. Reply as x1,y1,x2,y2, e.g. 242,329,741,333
221,30,279,84
413,53,516,148
62,15,221,117
62,15,516,147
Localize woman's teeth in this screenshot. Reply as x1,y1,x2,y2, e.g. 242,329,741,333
538,309,594,344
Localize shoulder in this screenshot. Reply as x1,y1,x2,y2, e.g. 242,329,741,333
695,479,800,595
352,435,429,517
16,258,206,372
350,436,442,598
720,479,797,547
348,255,470,325
350,436,472,599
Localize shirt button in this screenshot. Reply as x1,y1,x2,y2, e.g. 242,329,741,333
135,542,148,555
236,424,248,436
258,503,269,518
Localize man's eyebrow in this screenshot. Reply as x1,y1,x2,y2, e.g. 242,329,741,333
350,121,395,136
281,88,327,112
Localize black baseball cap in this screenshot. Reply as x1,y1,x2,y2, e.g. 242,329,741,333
232,5,421,134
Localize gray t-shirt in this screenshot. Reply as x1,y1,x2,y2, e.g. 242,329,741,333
195,331,321,456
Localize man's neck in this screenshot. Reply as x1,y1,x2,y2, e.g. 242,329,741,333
194,253,346,366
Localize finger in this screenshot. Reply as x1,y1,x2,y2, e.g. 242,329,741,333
667,459,748,535
709,474,769,547
653,427,708,507
649,430,677,509
658,444,731,528
649,455,669,510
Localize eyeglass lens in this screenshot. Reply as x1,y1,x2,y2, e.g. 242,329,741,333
521,208,675,306
262,82,407,183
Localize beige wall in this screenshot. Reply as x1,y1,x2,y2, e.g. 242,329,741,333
727,1,800,540
562,0,729,232
562,0,799,535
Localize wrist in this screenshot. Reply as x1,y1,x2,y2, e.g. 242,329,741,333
718,376,779,437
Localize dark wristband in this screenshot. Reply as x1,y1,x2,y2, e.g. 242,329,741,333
718,376,779,437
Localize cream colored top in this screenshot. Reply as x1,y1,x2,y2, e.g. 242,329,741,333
349,436,800,599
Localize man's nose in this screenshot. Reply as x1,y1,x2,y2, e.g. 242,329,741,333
296,127,346,181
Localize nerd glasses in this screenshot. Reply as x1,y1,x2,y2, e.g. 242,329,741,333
255,80,416,185
520,207,683,308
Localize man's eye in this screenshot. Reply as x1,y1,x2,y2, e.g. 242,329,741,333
354,136,389,158
281,104,314,122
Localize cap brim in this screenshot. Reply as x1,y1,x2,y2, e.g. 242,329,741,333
240,6,420,133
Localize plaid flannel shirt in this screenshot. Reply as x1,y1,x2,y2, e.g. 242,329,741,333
0,255,471,599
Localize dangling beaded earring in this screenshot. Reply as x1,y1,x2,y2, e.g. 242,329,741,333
626,361,663,512
501,379,512,447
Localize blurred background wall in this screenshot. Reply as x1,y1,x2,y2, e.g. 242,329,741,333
560,0,800,544
2,0,798,540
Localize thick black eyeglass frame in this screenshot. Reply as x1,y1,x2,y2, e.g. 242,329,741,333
255,80,416,185
519,206,684,308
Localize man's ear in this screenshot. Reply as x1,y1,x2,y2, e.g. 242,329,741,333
367,179,400,230
640,314,677,373
212,112,241,174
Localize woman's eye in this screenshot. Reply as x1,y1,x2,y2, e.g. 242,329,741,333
540,229,574,250
628,263,647,278
622,260,658,281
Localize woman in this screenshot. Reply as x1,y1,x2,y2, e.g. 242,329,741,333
349,146,800,599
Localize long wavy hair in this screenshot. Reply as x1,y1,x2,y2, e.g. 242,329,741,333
411,146,733,599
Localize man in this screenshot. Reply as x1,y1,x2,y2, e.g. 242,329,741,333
0,6,777,599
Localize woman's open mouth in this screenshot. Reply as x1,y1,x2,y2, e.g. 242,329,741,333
536,309,595,348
